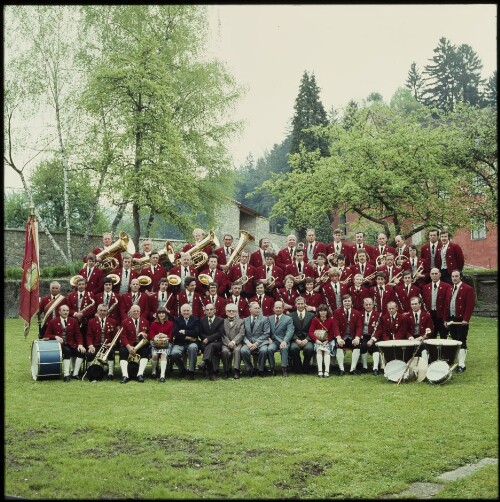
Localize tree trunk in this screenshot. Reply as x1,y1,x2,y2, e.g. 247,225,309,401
111,201,127,236
144,209,155,237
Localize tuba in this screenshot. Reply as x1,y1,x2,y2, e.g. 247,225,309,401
175,230,220,269
225,230,255,269
127,334,149,379
159,242,176,265
96,232,136,272
70,274,84,287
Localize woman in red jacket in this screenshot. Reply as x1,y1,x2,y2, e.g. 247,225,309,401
308,304,335,378
148,307,173,382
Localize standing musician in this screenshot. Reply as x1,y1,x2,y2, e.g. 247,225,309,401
148,278,176,321
275,234,298,270
304,228,327,265
371,272,396,313
332,294,363,376
95,277,121,324
421,268,452,339
284,247,314,293
148,307,173,382
249,237,272,269
118,304,150,383
46,304,85,381
336,254,353,286
139,251,167,293
350,249,376,287
303,277,324,313
84,232,122,269
359,297,383,375
215,234,234,270
444,270,475,372
393,270,421,313
227,251,257,298
132,239,153,265
250,282,275,316
113,254,138,294
197,255,228,296
288,296,315,374
177,277,204,318
378,301,408,341
349,273,370,312
255,252,284,295
326,228,353,266
405,245,429,290
201,281,228,318
225,282,250,319
85,303,118,380
120,278,150,321
436,230,465,285
199,303,225,381
182,228,213,256
394,235,410,262
168,252,197,293
313,253,329,285
420,228,442,275
78,253,104,295
67,277,96,345
320,267,348,313
274,274,299,314
372,232,396,264
38,281,67,339
351,231,374,262
308,304,336,378
221,304,245,379
376,253,402,286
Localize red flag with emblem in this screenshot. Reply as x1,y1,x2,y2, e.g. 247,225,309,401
19,212,40,338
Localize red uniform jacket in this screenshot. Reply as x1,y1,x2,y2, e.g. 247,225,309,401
148,291,177,321
177,291,204,318
421,281,452,320
275,247,297,270
403,257,430,289
303,241,327,263
227,263,257,296
332,307,363,340
46,316,83,348
167,265,198,295
302,290,324,312
351,244,375,262
444,282,475,322
78,265,105,296
86,316,118,347
376,265,403,285
350,263,377,286
255,264,284,290
196,268,228,296
274,287,299,314
201,294,227,318
249,293,275,316
224,294,250,318
326,241,354,266
378,312,409,341
39,294,67,328
284,261,315,281
139,263,167,292
420,242,442,270
404,310,434,338
348,286,371,312
111,267,139,294
66,290,96,326
120,317,150,347
372,245,396,262
436,242,465,273
362,310,382,339
120,292,150,321
320,281,348,312
308,316,335,342
393,283,421,313
249,248,268,269
214,246,234,268
94,291,121,324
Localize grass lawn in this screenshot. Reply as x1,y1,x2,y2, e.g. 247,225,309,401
5,317,498,499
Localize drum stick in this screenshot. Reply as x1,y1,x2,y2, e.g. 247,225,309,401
397,339,424,385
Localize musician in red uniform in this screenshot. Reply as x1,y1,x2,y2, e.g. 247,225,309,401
85,303,118,379
304,228,327,265
377,301,409,341
113,254,138,295
249,237,271,269
250,282,275,316
182,228,213,256
84,232,123,269
394,235,411,264
350,249,377,287
255,252,284,295
420,229,441,274
67,277,96,346
421,268,452,339
225,282,250,319
313,253,329,285
197,255,228,296
168,252,197,294
132,239,153,266
444,270,475,372
201,282,227,318
275,234,297,270
348,274,370,312
320,268,348,313
215,234,234,270
227,251,257,298
326,228,353,266
393,270,421,313
46,304,85,381
371,272,396,314
119,304,150,383
139,251,167,293
177,277,204,318
78,253,104,295
405,296,433,341
120,278,150,321
148,307,173,382
332,295,363,376
436,230,465,285
372,233,396,265
302,277,324,313
336,254,353,286
376,253,402,286
95,277,121,324
148,278,176,321
274,274,299,314
359,297,383,375
284,247,314,294
405,245,429,290
38,281,67,339
351,231,374,262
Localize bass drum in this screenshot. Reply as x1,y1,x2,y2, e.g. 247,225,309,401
31,340,62,381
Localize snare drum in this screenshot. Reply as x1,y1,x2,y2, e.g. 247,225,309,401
376,339,421,365
424,339,462,366
31,340,62,381
384,359,408,382
426,360,453,385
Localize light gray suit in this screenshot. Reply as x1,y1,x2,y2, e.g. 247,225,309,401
221,317,244,371
241,314,271,372
268,314,294,369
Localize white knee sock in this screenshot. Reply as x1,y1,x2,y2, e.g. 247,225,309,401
108,360,114,376
324,353,331,374
160,359,167,378
151,359,158,375
361,353,368,369
350,349,361,372
72,357,83,376
421,349,428,363
120,359,129,378
63,359,71,377
372,352,380,370
138,358,148,376
316,352,323,374
458,348,467,367
336,349,344,370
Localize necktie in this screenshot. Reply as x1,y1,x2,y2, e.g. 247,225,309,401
298,262,302,273
290,248,293,257
211,296,215,304
132,293,137,303
361,264,365,274
134,319,138,331
52,295,55,300
226,247,231,257
105,293,110,305
242,265,246,276
161,293,165,302
414,313,418,324
299,311,303,321
366,312,370,321
453,285,458,295
275,316,279,326
101,319,105,330
208,318,212,328
336,245,340,253
431,244,435,255
185,318,189,325
211,270,215,278
251,316,256,328
62,319,67,328
380,287,383,298
434,283,437,291
391,315,395,324
79,293,83,301
125,270,128,278
288,289,291,299
309,244,313,255
407,286,410,296
335,284,338,295
259,295,262,306
267,266,271,275
380,247,383,254
359,244,362,249
188,294,192,304
345,309,349,321
184,267,189,276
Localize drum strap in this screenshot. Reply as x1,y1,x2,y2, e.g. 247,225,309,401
41,295,65,328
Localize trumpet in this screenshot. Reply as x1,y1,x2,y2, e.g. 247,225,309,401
264,276,276,291
315,269,330,285
362,270,378,284
388,270,404,287
340,274,352,285
412,263,424,283
326,253,339,267
293,273,306,283
236,275,253,286
375,254,386,267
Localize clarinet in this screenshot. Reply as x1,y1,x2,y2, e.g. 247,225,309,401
394,290,404,312
419,293,429,313
276,288,291,313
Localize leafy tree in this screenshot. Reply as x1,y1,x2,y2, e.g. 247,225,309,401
79,5,244,247
405,62,424,101
341,99,360,131
484,70,497,108
366,92,384,104
289,71,329,162
390,87,426,115
4,192,31,228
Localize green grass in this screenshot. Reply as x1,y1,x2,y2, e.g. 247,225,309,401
5,317,498,499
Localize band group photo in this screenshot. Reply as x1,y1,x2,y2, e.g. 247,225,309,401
32,225,475,385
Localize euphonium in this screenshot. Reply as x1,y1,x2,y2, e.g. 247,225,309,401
225,230,255,269
70,274,84,287
293,273,306,283
83,327,123,381
128,333,149,365
175,230,220,269
159,242,176,265
375,254,386,267
96,231,136,272
326,253,339,267
395,255,408,267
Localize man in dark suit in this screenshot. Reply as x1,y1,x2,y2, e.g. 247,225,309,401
240,302,271,376
288,296,315,373
169,303,201,380
444,270,475,372
221,304,245,379
199,303,225,380
267,301,295,376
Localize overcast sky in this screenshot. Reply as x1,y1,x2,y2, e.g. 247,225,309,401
4,4,497,191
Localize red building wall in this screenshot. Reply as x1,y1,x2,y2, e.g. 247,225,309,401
452,224,497,270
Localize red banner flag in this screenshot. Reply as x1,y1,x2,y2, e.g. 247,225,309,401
19,213,40,339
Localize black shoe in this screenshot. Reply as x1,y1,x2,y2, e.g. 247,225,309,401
209,374,216,381
198,361,206,370
248,367,255,377
71,375,81,380
373,369,379,376
120,376,130,384
233,370,240,379
107,374,114,380
137,375,145,383
282,368,288,377
63,376,71,382
456,366,465,373
224,370,231,379
339,371,345,377
179,368,187,378
188,371,195,380
159,377,166,383
270,368,276,377
258,370,266,377
151,373,157,380
362,368,369,374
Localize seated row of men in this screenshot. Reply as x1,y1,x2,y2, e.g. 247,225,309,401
44,269,472,382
